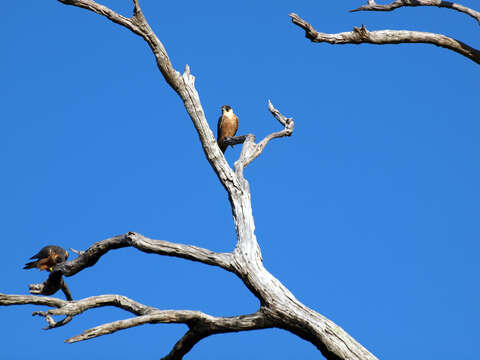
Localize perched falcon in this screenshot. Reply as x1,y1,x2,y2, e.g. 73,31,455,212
23,245,69,272
217,105,239,153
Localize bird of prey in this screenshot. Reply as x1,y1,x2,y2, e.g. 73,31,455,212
217,105,239,153
23,245,69,272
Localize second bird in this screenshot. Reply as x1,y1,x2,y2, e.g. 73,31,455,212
217,105,238,153
24,245,69,272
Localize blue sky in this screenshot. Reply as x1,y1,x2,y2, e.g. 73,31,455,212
1,1,479,359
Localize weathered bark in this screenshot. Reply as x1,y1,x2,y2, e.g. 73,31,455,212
290,1,480,65
0,1,377,360
350,0,480,25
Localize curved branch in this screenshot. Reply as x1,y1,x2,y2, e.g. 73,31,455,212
66,309,271,343
29,232,234,296
234,101,294,177
0,293,154,317
0,291,271,357
33,311,74,330
59,0,135,28
290,13,480,65
350,0,480,25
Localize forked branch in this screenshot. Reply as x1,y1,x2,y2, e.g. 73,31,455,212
220,100,294,178
234,101,294,177
0,292,271,357
67,309,271,344
289,13,480,65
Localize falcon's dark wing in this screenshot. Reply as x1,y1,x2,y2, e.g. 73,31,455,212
24,245,69,271
217,115,224,142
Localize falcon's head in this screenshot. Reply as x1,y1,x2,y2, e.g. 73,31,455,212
221,105,233,114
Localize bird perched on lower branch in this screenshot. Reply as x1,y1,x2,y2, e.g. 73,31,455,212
217,105,238,153
23,245,69,272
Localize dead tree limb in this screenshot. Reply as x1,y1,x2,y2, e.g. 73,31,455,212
290,3,480,65
26,232,234,298
350,0,480,25
234,101,294,178
222,135,249,148
0,1,378,359
0,293,272,348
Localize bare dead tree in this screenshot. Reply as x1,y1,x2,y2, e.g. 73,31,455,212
0,1,377,360
290,1,480,65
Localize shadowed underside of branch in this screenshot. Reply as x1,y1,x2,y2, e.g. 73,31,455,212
290,0,480,65
0,1,377,360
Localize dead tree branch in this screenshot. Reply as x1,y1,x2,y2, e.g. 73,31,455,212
222,135,249,148
290,13,480,65
1,1,378,359
234,101,294,178
67,309,271,344
162,330,208,360
27,232,234,297
0,293,272,350
350,0,480,25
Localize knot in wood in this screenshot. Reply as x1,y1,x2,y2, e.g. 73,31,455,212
353,25,369,41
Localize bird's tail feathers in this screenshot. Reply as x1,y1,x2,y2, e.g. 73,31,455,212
23,261,37,269
218,139,227,153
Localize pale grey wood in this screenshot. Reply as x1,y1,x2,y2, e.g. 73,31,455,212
27,233,234,297
0,292,271,347
351,0,480,25
234,101,294,177
0,1,378,360
66,310,271,344
290,13,480,65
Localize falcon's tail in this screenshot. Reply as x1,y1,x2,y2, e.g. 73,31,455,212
23,260,38,270
218,139,227,153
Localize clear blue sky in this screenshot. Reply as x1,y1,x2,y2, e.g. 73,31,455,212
1,1,479,359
